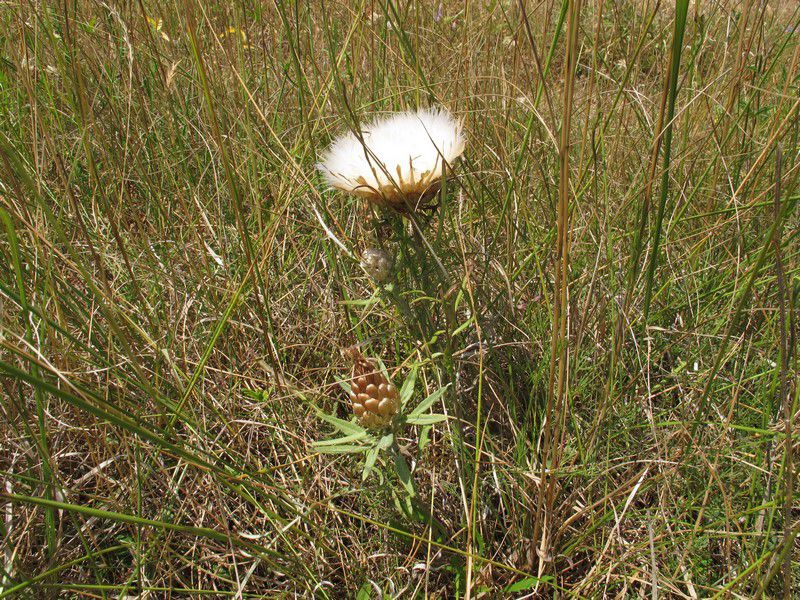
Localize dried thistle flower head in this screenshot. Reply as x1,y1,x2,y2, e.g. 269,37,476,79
360,247,393,283
343,346,399,429
317,107,465,211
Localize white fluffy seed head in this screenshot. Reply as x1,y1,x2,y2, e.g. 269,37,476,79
317,107,465,211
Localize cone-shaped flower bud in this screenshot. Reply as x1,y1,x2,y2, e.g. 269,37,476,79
343,346,399,428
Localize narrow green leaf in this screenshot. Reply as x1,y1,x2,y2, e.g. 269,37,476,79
405,414,447,426
374,355,390,380
377,433,394,450
316,410,365,436
409,384,450,417
315,444,369,455
399,366,417,407
451,315,475,337
362,446,379,481
338,296,380,307
312,431,368,448
505,576,546,593
643,0,690,318
3,493,284,562
335,376,352,394
392,451,415,498
419,425,432,451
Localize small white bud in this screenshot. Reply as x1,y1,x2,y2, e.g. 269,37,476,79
361,248,393,283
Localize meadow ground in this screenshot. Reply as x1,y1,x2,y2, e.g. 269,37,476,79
0,0,799,597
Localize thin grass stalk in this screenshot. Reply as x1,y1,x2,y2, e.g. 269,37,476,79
462,312,485,599
183,0,285,395
534,0,568,111
591,2,671,455
0,544,127,599
0,209,56,558
533,0,581,584
786,252,799,598
643,0,690,319
687,95,800,441
516,0,560,125
61,4,153,333
271,0,312,147
769,146,793,599
449,197,488,598
378,0,435,102
1,493,287,564
725,0,754,115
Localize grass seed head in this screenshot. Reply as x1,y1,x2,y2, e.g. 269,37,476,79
317,107,465,212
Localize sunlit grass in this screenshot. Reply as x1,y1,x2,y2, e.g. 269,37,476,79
1,1,798,597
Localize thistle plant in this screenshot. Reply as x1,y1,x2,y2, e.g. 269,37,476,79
316,106,465,336
314,107,465,526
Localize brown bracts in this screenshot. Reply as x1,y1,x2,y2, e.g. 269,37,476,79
343,347,399,429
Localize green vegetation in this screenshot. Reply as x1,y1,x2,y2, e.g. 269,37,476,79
1,0,798,597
